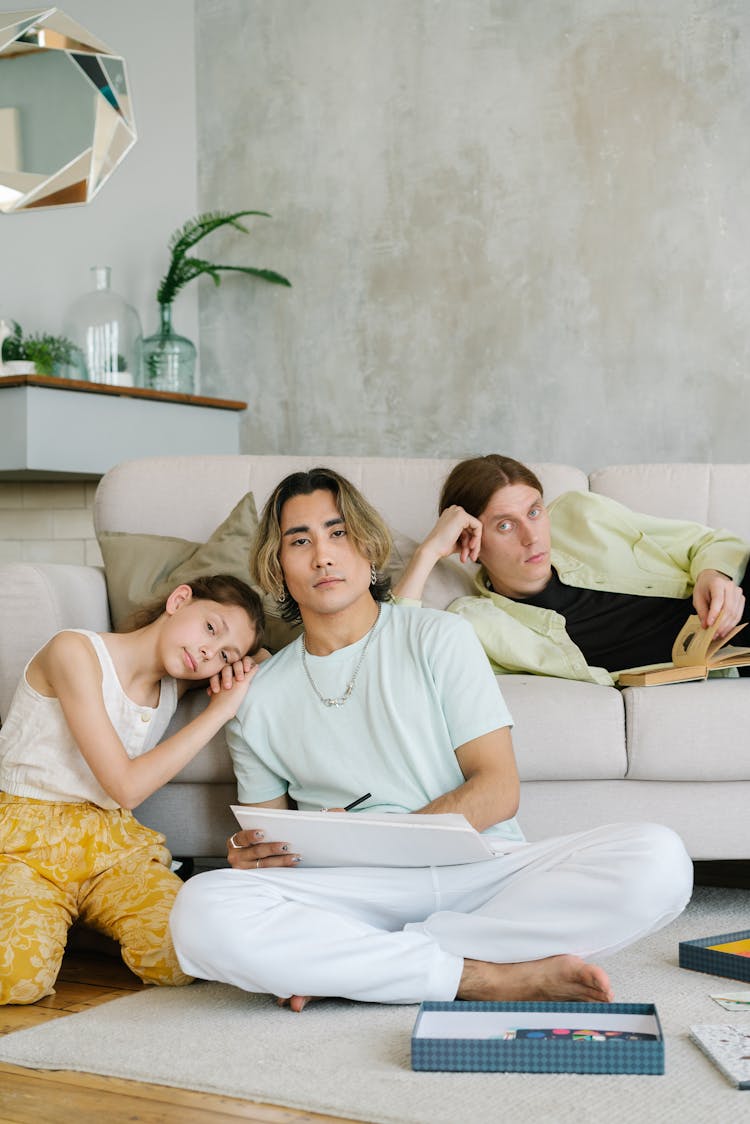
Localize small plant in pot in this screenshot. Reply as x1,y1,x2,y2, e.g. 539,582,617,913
1,321,82,377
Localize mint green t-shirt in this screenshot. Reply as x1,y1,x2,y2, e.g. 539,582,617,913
227,601,522,843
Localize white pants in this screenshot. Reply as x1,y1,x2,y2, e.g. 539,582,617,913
170,822,692,1005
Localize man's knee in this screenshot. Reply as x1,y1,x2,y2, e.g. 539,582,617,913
623,821,693,911
169,870,229,954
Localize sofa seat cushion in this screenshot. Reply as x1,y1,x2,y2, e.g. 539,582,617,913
624,680,750,780
496,676,627,781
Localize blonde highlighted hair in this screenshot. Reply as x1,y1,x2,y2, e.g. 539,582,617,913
252,467,392,623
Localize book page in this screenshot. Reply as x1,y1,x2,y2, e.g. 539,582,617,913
672,615,749,668
672,616,715,666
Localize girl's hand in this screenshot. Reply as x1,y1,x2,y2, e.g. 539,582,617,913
206,663,257,717
207,653,259,696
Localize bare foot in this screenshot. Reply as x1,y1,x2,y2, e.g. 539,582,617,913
277,994,318,1012
458,954,613,1004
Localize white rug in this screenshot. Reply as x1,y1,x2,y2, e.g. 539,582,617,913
1,886,749,1124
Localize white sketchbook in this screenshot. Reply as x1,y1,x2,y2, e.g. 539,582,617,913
230,806,513,868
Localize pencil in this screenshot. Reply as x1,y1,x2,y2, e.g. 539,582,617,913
343,792,371,812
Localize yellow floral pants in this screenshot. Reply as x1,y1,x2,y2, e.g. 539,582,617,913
0,793,192,1005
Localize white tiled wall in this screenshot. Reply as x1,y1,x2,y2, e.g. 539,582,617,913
0,481,103,566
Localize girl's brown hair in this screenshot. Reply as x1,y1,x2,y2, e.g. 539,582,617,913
439,455,543,519
252,467,392,623
126,574,264,654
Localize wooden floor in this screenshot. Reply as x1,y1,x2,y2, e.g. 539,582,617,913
0,948,356,1124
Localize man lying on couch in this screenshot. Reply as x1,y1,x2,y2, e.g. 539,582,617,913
393,454,750,685
170,466,692,1010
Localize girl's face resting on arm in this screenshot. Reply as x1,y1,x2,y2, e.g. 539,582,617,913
158,593,257,682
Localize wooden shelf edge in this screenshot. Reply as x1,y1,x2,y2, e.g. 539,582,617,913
0,373,247,412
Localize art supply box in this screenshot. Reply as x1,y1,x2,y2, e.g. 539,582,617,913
679,929,750,984
411,1001,664,1074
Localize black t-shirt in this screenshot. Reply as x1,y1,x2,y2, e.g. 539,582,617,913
521,569,691,672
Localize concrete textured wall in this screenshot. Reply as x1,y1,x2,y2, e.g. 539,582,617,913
196,0,750,468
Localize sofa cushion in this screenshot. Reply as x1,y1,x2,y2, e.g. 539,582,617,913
624,679,750,780
498,675,628,780
97,491,300,653
94,457,589,543
589,463,750,544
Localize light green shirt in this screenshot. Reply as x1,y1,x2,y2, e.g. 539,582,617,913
447,491,750,686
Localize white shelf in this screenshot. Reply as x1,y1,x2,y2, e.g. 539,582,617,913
0,377,246,479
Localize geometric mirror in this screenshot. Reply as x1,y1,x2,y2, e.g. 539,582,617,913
0,7,136,213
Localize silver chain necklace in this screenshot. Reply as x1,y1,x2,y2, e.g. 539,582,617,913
301,603,382,707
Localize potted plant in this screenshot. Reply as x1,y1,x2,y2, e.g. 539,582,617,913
0,321,82,377
142,209,291,393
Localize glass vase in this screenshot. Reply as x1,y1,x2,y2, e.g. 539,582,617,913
63,266,142,385
141,303,196,394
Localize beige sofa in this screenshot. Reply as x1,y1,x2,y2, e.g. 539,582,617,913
1,455,749,862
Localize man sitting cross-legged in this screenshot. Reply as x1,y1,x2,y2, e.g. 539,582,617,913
170,467,692,1010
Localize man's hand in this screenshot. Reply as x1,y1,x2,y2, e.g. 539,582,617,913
421,506,483,565
226,828,301,869
393,506,482,601
692,569,746,637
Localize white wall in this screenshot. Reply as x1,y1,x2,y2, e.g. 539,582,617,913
0,1,200,370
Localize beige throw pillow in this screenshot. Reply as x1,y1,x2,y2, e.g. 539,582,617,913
97,491,302,653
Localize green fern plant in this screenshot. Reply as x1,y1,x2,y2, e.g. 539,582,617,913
1,321,80,376
156,209,291,305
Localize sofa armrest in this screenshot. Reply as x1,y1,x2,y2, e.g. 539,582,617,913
0,562,110,720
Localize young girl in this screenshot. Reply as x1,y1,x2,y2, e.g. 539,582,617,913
0,574,264,1005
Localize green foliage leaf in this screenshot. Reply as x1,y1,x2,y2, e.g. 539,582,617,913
156,209,291,305
1,324,78,373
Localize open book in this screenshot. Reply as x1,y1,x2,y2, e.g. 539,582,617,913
617,615,750,687
231,806,515,868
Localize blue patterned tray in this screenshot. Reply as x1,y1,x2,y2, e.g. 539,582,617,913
411,1001,664,1074
679,928,750,983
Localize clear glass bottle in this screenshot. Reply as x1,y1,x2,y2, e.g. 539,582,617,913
63,266,143,386
140,302,196,394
